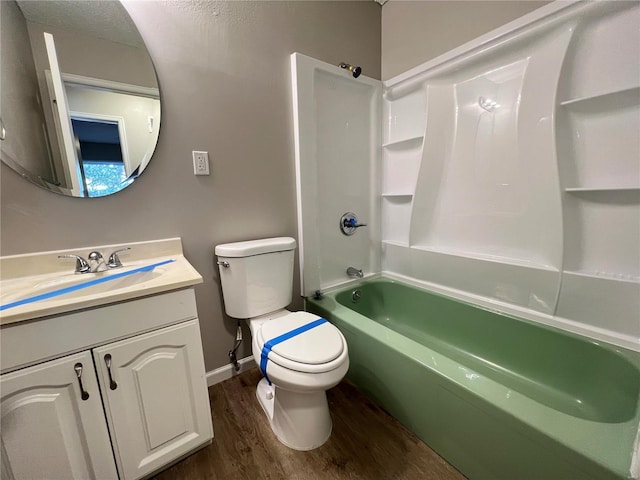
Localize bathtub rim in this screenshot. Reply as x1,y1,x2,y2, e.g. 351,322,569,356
322,271,640,353
307,274,640,479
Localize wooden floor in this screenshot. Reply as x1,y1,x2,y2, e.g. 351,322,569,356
152,368,465,480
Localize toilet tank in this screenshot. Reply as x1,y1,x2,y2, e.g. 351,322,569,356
215,237,296,319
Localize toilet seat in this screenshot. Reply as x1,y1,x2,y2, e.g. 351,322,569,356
256,311,347,374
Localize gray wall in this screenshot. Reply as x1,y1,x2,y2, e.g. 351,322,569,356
382,0,550,80
0,1,381,372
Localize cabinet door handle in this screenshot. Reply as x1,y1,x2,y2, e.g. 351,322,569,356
74,363,90,400
104,354,118,390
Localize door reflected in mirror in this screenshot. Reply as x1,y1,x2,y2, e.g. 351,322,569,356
0,0,161,198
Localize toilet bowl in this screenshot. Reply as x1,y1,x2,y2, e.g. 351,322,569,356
250,310,349,450
215,237,349,450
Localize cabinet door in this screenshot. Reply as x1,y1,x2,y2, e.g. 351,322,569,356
1,351,118,480
94,319,213,480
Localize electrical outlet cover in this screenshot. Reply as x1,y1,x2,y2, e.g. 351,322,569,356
192,151,210,175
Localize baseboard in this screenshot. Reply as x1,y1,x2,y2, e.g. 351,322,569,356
206,356,255,386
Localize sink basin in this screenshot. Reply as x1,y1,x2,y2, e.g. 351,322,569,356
0,238,204,324
0,266,164,306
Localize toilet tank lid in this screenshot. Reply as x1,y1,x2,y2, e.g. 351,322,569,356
215,237,296,258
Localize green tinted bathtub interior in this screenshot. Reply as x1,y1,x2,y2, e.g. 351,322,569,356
308,278,640,480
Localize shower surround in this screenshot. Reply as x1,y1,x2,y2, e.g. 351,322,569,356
292,1,639,478
293,0,639,352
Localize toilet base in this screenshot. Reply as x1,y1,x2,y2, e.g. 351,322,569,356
255,377,332,451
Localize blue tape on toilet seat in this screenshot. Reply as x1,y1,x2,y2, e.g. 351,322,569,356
259,317,328,385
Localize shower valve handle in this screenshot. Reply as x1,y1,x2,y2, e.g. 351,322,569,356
345,218,367,228
340,212,367,236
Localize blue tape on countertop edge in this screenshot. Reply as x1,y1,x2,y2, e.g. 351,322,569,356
260,317,328,385
0,259,175,311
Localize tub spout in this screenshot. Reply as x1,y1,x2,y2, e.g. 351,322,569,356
347,267,363,279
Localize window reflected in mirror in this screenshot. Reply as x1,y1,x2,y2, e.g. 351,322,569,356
71,117,133,197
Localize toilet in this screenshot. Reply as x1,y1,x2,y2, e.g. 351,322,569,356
215,237,349,451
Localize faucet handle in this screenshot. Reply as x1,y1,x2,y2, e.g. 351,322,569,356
340,212,367,236
107,247,130,268
58,254,90,274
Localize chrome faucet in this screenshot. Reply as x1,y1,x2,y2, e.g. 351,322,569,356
347,267,363,279
88,251,108,273
59,247,130,274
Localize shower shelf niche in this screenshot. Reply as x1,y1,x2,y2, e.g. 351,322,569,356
383,89,426,145
555,271,640,340
381,131,423,197
552,1,640,338
559,86,639,107
382,135,424,149
560,192,639,278
381,89,426,247
381,196,413,247
382,193,413,198
565,186,640,193
558,80,639,190
562,270,639,283
409,245,559,272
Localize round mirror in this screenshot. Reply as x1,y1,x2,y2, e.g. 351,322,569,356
0,0,161,198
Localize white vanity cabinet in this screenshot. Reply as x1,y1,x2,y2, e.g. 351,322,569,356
0,351,118,480
0,288,213,480
94,320,212,480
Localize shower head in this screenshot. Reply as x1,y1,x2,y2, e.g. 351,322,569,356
339,62,362,78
